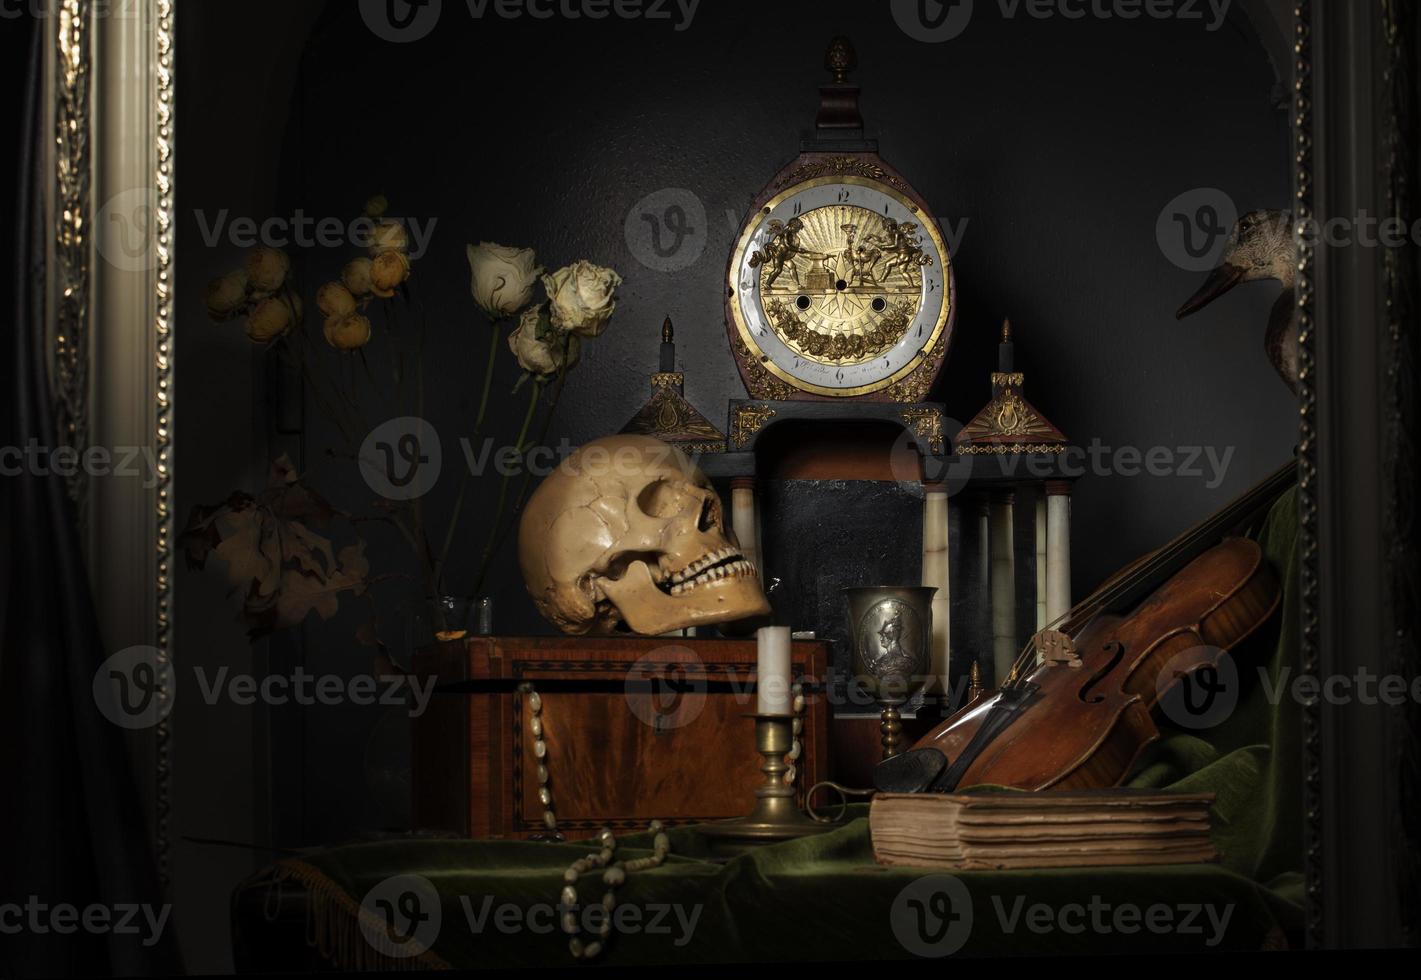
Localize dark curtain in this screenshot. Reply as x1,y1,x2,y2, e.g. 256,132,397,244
0,17,179,979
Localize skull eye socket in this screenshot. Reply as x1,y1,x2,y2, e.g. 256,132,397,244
637,478,720,531
637,478,694,518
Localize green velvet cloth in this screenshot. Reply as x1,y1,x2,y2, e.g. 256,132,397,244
1127,485,1302,897
247,489,1302,967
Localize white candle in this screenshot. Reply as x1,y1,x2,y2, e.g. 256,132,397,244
756,626,792,714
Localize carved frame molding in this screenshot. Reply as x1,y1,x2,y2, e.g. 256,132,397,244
44,0,176,885
1301,0,1421,949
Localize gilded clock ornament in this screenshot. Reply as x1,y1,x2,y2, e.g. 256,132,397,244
731,404,777,449
724,39,956,402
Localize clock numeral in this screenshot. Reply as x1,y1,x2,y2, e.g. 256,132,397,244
835,369,845,382
741,280,753,291
792,201,803,216
917,325,924,338
927,279,937,293
837,189,851,202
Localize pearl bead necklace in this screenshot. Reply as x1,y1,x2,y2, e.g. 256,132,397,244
560,823,671,960
518,682,561,840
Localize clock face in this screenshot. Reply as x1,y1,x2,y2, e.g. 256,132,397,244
728,175,951,398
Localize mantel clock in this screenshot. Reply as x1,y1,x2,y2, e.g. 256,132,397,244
725,37,957,402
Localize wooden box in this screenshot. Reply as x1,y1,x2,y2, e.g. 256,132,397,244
411,635,830,839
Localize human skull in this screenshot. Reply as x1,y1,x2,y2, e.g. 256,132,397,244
518,434,769,635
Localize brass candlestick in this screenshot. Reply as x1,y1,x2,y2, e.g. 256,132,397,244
697,714,837,856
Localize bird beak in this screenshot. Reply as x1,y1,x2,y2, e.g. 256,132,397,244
1176,262,1246,319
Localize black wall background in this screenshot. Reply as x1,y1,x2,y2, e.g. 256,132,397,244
172,0,1294,961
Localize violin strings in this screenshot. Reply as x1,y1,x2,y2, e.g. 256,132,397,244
1000,459,1296,692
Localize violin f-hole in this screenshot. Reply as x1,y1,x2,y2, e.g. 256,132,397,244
1078,641,1126,704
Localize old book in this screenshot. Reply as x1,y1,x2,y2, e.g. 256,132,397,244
870,790,1219,870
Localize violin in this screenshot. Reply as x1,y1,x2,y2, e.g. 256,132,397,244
876,460,1297,794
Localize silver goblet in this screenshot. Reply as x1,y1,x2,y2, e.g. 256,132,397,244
843,586,937,759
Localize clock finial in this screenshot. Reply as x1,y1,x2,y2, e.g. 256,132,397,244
1001,317,1012,343
815,36,864,133
660,315,676,372
998,318,1015,373
825,36,857,84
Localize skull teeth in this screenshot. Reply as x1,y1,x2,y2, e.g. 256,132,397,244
666,555,757,594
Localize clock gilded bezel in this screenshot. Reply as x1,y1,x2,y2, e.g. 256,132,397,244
727,174,954,399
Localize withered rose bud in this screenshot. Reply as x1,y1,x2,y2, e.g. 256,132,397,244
323,312,372,351
370,250,411,298
543,260,623,338
246,246,291,293
317,281,357,318
245,295,294,343
364,194,389,219
206,269,249,322
508,304,581,378
342,257,374,298
466,242,541,318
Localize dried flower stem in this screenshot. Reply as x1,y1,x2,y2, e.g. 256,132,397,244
432,317,506,594
471,379,543,595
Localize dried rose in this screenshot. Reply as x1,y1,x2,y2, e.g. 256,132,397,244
370,251,410,298
342,257,374,298
466,242,541,318
543,260,623,337
367,219,410,257
246,295,294,343
364,194,388,219
317,281,357,318
246,247,291,293
323,312,372,351
206,269,249,322
508,304,580,379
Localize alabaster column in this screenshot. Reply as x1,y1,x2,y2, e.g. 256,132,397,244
1035,494,1048,632
1046,481,1073,625
977,498,990,585
730,477,761,576
989,492,1018,685
921,482,951,695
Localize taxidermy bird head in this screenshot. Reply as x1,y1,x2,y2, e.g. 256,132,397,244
1176,208,1299,394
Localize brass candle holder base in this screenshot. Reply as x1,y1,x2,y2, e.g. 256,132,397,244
698,713,838,857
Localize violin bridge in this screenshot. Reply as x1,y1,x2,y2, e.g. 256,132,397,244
1034,629,1080,667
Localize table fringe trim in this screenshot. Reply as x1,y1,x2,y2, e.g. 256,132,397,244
266,858,451,972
